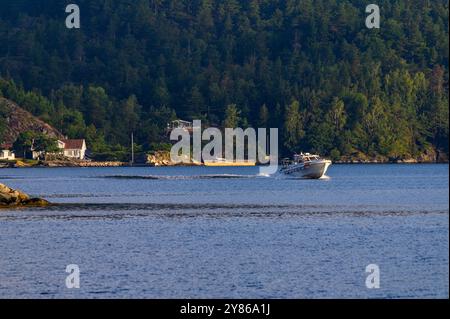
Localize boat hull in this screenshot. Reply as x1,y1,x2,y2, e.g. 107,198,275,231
280,160,331,179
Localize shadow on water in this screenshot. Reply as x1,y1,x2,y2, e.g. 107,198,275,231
0,202,447,222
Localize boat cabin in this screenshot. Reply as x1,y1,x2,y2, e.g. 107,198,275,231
294,153,321,162
282,153,321,167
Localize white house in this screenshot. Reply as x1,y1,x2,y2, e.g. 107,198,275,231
58,139,87,160
57,140,66,150
167,120,193,132
0,150,15,160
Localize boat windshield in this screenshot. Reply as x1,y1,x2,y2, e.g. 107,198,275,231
298,154,320,162
287,154,322,165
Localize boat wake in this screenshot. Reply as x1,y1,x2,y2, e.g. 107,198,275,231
100,173,271,180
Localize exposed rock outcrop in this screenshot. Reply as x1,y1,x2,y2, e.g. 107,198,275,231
147,151,173,166
0,183,50,207
147,151,201,166
0,97,64,145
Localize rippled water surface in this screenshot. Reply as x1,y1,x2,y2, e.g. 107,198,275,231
0,164,448,298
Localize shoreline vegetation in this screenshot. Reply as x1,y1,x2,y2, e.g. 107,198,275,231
0,151,448,168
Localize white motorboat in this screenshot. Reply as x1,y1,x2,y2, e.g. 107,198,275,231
280,153,331,179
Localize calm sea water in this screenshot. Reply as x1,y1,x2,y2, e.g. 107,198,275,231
0,164,448,298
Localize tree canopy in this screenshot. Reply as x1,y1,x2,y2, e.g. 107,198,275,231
0,0,448,160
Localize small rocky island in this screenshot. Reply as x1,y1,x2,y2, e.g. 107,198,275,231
0,183,50,208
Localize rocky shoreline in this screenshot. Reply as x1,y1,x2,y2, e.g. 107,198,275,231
334,148,449,164
334,158,449,164
0,159,448,168
0,183,50,208
0,159,126,168
0,150,448,168
43,160,125,168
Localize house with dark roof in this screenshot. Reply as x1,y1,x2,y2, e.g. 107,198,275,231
58,139,87,160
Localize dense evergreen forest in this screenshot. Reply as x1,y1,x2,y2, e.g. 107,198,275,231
0,0,448,161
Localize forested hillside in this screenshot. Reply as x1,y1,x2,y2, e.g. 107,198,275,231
0,0,448,161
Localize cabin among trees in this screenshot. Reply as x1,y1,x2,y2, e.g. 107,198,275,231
32,138,87,160
167,120,193,131
8,130,87,161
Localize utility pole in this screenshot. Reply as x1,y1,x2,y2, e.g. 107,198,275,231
131,132,134,166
